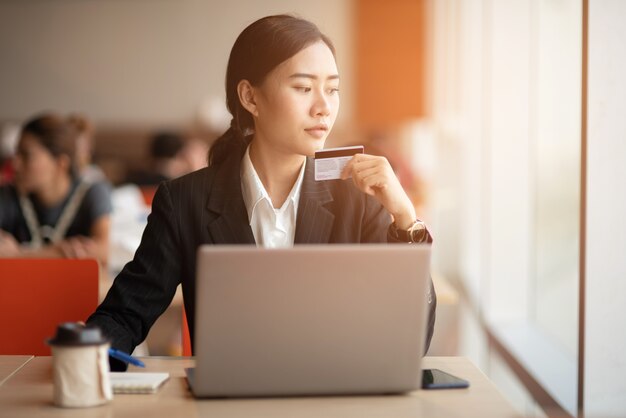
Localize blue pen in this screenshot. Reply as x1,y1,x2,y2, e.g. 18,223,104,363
108,348,145,368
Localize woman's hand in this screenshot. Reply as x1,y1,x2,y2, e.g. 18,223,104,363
58,236,99,259
0,230,21,257
341,153,417,228
0,230,105,262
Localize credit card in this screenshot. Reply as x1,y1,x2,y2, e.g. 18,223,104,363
314,145,364,181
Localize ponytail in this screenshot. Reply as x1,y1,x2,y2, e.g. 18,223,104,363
207,121,251,166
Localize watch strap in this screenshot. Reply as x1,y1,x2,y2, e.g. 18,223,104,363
391,219,427,243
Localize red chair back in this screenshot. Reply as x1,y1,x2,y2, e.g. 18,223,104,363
0,259,99,355
139,185,158,207
182,307,192,356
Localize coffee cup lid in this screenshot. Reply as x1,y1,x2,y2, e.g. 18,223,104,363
47,322,109,347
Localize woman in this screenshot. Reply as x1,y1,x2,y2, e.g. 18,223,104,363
0,113,112,264
87,14,436,369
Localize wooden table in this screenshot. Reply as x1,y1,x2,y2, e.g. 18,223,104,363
0,356,33,387
0,356,521,418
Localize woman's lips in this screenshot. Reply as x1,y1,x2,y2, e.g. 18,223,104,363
305,125,328,138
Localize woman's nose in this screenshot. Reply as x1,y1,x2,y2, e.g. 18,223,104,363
311,92,331,117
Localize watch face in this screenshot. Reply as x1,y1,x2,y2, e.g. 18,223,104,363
392,221,427,242
409,222,427,242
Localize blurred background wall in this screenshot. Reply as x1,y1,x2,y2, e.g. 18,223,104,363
0,0,356,183
0,0,354,127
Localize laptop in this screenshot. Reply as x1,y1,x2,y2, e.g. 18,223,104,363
186,244,431,398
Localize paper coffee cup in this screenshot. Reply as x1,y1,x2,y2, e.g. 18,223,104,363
48,323,113,408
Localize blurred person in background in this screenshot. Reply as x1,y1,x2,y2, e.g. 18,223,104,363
128,131,190,186
0,122,20,185
0,113,112,265
179,137,209,173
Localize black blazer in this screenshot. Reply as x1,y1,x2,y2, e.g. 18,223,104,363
88,149,437,369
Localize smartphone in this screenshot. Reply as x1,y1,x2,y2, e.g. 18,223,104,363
421,369,470,389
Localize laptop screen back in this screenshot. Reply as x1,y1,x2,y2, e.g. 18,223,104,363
191,244,431,397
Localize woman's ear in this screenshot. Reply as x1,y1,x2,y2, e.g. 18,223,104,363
237,80,259,117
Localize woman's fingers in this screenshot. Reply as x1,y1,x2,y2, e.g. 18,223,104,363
341,154,386,180
72,240,88,259
351,166,387,195
0,230,20,256
78,237,98,258
339,152,416,223
58,240,75,258
59,237,95,259
344,154,394,195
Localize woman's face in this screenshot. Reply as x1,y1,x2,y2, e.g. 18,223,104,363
14,134,65,193
251,41,340,157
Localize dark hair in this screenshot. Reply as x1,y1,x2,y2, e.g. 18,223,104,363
67,113,95,171
21,113,80,178
67,113,95,139
150,131,184,159
208,14,336,166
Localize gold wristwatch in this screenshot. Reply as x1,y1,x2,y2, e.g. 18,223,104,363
390,219,428,243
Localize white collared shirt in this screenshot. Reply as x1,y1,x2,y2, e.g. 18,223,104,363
240,146,306,248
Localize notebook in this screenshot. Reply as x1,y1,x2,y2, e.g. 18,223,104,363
110,372,170,394
188,244,432,398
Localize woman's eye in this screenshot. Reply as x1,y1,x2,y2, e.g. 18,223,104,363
295,86,312,93
327,88,340,95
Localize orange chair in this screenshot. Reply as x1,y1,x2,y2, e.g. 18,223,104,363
0,259,99,355
182,307,192,356
139,185,158,207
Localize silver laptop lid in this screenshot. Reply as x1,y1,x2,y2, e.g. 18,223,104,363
192,244,431,397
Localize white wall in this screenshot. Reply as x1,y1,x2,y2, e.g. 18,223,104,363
584,0,626,415
0,0,353,127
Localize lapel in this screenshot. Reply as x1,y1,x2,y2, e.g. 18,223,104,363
206,149,256,244
294,157,335,244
